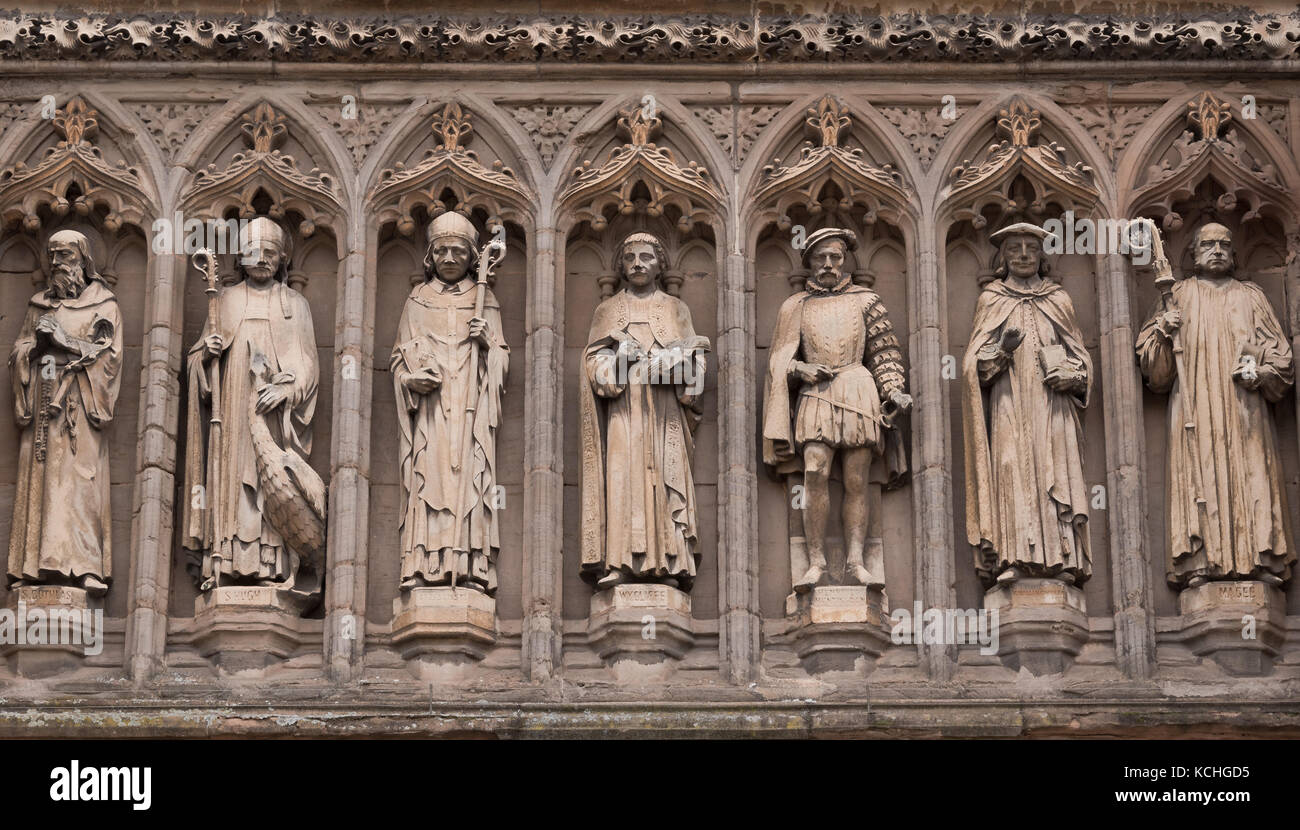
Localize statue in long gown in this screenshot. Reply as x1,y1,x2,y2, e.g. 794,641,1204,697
7,230,123,597
961,222,1092,587
1136,222,1295,589
579,232,709,592
762,227,911,592
392,211,509,594
181,217,324,603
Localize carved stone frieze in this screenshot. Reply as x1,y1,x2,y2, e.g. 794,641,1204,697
0,14,1298,63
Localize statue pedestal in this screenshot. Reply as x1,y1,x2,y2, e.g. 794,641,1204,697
2,586,101,678
587,584,695,669
785,586,890,675
1178,580,1285,676
390,587,497,672
192,586,309,671
984,578,1089,675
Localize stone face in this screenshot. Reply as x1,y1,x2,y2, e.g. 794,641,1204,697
0,6,1296,736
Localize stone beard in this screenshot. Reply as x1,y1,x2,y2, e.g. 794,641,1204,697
762,230,909,591
181,231,320,595
7,232,122,595
579,234,708,591
1136,224,1296,588
961,228,1092,586
392,222,509,594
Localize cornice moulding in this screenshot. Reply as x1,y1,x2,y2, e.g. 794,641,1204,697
0,13,1296,63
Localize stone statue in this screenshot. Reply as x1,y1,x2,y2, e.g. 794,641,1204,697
762,227,911,592
961,222,1092,587
1136,221,1296,588
181,217,325,603
579,231,709,591
7,230,122,597
392,212,509,594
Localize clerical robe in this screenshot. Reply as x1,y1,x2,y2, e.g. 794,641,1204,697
8,279,122,589
579,288,707,589
962,279,1092,583
182,280,318,585
1136,275,1296,586
392,277,508,593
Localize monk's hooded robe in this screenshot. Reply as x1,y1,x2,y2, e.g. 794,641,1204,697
182,279,319,589
962,278,1092,584
392,276,508,593
1136,274,1295,587
8,278,122,588
579,287,708,589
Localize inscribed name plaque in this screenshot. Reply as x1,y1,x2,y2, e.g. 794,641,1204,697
785,585,890,675
982,577,1089,675
1177,580,1285,676
587,583,695,665
390,587,498,666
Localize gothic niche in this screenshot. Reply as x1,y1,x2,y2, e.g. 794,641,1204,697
170,101,342,671
365,101,532,671
0,96,152,676
1125,91,1300,675
940,96,1104,674
559,101,722,671
750,94,914,674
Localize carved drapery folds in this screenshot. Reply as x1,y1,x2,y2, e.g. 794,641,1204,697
0,96,150,235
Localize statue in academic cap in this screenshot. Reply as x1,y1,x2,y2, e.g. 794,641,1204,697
392,211,509,594
182,217,323,602
8,230,123,596
962,222,1092,587
762,227,911,593
580,231,709,592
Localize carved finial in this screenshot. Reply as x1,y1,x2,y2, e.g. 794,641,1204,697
805,95,851,148
996,98,1041,148
241,102,287,154
618,104,661,147
52,97,98,145
431,102,473,152
1188,91,1232,142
